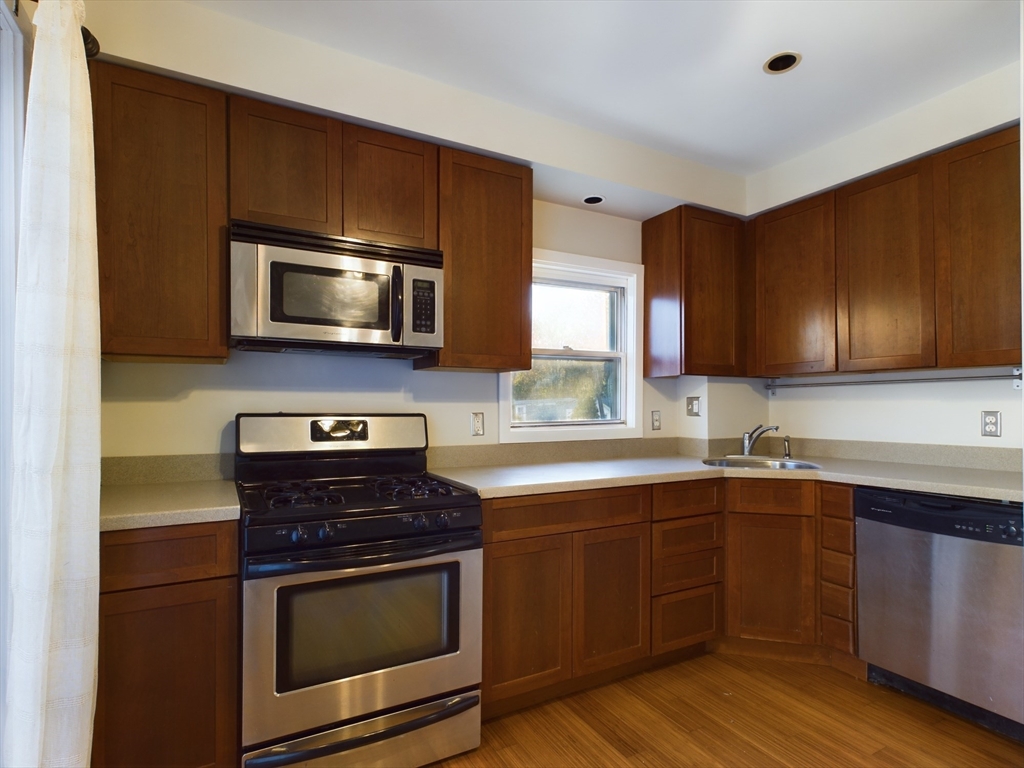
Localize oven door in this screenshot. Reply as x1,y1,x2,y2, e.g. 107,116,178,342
256,244,401,346
242,535,482,747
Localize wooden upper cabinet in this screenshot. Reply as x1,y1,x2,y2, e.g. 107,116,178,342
933,127,1021,368
754,192,836,375
642,208,683,377
642,206,746,377
229,96,343,235
342,124,438,249
837,159,936,371
418,149,532,371
91,62,228,360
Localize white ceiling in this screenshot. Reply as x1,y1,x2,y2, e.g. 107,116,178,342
190,0,1019,218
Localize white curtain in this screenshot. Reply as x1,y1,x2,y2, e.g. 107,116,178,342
2,0,100,765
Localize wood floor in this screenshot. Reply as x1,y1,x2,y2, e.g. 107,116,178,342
440,654,1024,767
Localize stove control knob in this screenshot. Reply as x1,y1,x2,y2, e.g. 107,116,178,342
435,513,450,530
1007,525,1019,539
318,523,334,543
413,514,428,532
291,525,309,545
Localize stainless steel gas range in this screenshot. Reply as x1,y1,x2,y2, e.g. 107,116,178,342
235,413,482,768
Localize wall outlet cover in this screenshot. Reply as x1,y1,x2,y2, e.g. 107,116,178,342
651,411,662,431
471,412,484,437
686,397,701,417
981,410,1001,437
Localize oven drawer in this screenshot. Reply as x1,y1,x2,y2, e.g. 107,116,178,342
241,691,480,768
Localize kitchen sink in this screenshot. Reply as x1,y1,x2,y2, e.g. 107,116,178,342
703,457,822,470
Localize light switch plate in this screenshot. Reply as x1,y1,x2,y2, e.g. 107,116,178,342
982,411,1001,437
686,397,701,417
651,411,662,431
471,412,484,436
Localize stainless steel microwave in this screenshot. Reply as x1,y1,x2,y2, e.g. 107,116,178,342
230,222,443,356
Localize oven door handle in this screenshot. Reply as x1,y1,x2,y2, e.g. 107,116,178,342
244,531,482,579
243,693,480,768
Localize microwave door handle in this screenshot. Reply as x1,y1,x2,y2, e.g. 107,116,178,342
243,694,480,768
391,264,403,344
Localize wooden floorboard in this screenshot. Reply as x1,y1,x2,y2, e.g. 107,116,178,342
439,655,1024,768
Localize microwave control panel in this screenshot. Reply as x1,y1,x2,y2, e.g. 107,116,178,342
412,279,436,335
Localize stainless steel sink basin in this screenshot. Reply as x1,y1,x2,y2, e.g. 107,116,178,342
703,456,822,470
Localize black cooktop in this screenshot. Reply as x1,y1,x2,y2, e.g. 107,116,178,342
238,472,476,525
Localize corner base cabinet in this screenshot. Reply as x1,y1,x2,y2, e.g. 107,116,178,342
92,522,238,768
725,480,817,645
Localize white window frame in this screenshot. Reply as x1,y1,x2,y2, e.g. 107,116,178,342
498,248,643,444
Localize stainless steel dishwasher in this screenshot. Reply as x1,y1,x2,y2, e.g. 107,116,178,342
856,487,1023,732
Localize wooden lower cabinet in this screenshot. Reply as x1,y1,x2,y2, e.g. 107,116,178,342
652,583,724,654
482,534,573,702
93,577,238,768
93,522,238,768
573,523,650,675
726,512,817,644
818,483,858,655
482,488,652,706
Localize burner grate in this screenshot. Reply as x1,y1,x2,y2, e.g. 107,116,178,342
264,481,345,509
372,476,456,501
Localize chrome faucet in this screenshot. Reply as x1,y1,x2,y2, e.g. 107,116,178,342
742,424,779,456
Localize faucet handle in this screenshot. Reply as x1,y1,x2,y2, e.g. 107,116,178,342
783,435,792,459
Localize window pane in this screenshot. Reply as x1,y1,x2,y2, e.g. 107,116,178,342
532,283,617,352
511,358,621,423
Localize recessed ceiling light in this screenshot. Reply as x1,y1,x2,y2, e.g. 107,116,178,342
763,52,802,75
582,195,605,205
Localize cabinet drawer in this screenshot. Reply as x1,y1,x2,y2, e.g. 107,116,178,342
821,582,854,622
100,522,238,593
483,486,650,543
726,479,814,516
652,514,723,558
821,614,856,655
821,549,855,588
819,483,854,520
652,479,724,521
652,583,723,654
652,548,723,596
822,517,855,555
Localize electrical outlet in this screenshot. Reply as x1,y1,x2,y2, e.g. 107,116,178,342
686,397,702,417
651,411,662,431
471,412,484,437
982,411,1001,437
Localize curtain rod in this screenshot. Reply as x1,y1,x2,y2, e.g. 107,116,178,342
765,368,1022,396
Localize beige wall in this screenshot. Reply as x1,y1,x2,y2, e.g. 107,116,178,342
101,201,688,456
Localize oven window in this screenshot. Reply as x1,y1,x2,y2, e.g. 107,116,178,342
270,261,390,329
275,563,460,693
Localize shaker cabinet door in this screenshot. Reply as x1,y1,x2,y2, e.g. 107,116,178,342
482,534,573,702
933,127,1021,368
837,158,936,371
229,96,343,235
754,193,836,375
726,512,816,645
92,577,238,768
342,124,438,249
91,62,228,360
572,523,651,675
419,149,532,371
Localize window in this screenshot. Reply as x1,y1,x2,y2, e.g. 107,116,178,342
499,249,643,443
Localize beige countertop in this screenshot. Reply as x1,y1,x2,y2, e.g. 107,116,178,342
434,455,1023,503
99,455,1021,531
100,480,240,532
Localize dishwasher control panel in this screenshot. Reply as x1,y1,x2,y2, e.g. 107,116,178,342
856,488,1023,546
